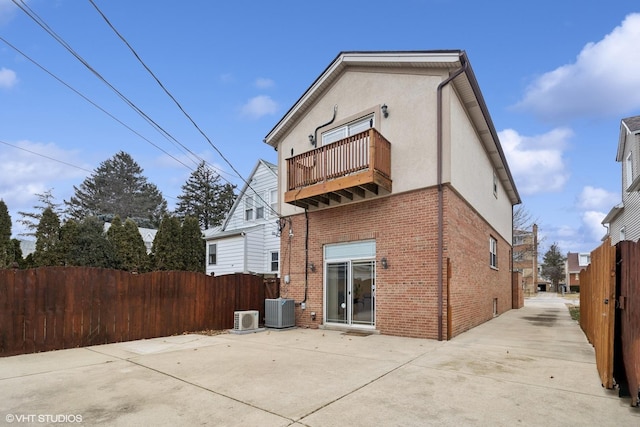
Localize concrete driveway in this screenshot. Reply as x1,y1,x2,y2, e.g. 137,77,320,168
1,293,638,426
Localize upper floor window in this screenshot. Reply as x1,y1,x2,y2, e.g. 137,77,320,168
322,115,373,146
578,253,591,266
626,151,634,191
493,171,498,198
489,236,498,269
270,251,279,272
270,189,278,217
245,196,254,221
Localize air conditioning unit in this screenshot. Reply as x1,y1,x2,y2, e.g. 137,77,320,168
265,298,295,328
234,310,259,331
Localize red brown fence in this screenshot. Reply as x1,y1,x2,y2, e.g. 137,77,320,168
581,238,640,405
0,267,275,357
617,241,640,406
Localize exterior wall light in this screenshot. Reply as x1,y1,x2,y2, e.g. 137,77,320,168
381,257,388,269
381,104,389,118
308,262,316,272
308,134,315,146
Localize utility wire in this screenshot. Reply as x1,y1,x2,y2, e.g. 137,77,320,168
11,0,206,171
0,35,194,172
88,0,281,219
0,139,93,173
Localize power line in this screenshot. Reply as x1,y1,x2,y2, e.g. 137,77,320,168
88,0,281,219
11,0,207,171
0,35,196,172
0,139,93,173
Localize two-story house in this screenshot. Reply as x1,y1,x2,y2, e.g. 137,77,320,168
602,115,640,244
203,159,280,276
264,51,520,340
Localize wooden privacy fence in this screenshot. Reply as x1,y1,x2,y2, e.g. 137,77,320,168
581,238,640,406
0,267,273,357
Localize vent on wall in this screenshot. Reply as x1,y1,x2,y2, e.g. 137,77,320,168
265,298,295,328
234,310,259,331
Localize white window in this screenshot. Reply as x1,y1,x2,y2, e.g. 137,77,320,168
489,236,498,268
578,253,591,266
626,152,634,190
321,115,374,146
270,251,279,272
493,171,498,198
208,244,217,265
245,196,254,221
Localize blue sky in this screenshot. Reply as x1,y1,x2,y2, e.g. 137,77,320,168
1,0,639,256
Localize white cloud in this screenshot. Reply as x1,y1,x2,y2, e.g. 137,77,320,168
0,140,88,211
577,186,619,210
0,68,17,89
499,127,571,195
240,95,277,119
582,210,608,241
255,78,274,89
515,13,640,121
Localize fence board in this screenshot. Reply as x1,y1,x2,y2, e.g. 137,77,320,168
580,238,616,389
617,240,640,405
0,267,269,356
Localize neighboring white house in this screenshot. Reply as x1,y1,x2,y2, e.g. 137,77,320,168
602,115,640,244
203,159,280,276
103,223,157,254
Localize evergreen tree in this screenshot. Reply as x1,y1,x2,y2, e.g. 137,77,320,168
65,151,168,227
181,216,205,273
540,243,566,291
107,216,149,272
57,219,80,266
65,216,116,268
17,189,64,238
0,200,13,268
11,239,24,269
33,208,62,267
175,161,236,229
152,215,183,270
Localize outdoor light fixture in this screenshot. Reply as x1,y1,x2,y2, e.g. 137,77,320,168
381,104,389,118
308,134,315,145
381,257,388,269
308,262,316,272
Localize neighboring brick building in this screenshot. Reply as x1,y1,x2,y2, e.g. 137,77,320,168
264,51,520,340
565,252,590,292
513,224,538,296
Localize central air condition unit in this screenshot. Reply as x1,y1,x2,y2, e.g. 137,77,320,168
234,310,259,331
265,298,295,328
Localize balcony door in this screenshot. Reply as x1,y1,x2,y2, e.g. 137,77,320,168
324,241,376,327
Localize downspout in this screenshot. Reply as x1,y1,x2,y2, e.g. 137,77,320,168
302,208,309,305
436,55,468,341
242,231,247,273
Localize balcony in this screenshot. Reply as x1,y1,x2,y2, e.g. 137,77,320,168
285,128,392,209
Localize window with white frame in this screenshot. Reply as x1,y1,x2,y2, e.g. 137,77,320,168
493,171,498,198
489,236,498,268
270,251,279,272
208,244,217,265
626,152,634,190
245,195,254,221
321,115,374,146
256,195,264,220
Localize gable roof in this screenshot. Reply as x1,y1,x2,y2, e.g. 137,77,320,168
263,50,520,205
617,115,640,161
219,159,277,231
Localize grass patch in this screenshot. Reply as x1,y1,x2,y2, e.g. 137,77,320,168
567,304,580,322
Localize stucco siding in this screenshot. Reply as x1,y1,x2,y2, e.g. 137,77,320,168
449,91,513,242
277,69,445,218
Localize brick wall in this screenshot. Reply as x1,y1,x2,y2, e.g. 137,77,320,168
279,185,513,339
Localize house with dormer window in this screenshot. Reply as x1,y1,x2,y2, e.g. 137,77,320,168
602,115,640,244
203,159,280,276
264,51,520,340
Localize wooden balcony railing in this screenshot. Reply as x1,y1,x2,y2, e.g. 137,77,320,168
285,128,392,208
